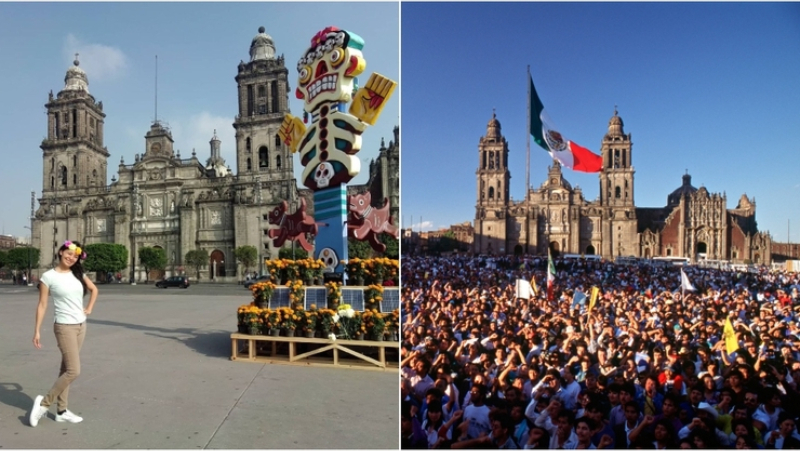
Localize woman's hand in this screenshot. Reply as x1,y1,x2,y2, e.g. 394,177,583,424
33,330,42,349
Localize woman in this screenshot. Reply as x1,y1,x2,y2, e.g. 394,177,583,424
29,240,98,427
421,401,448,448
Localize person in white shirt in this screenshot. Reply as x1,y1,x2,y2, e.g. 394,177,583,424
29,240,98,427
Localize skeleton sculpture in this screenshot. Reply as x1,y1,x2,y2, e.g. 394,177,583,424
277,26,397,273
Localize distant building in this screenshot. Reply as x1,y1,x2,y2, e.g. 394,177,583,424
472,111,771,263
0,235,15,250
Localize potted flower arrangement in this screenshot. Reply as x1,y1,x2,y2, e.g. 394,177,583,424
249,281,276,308
287,279,305,310
325,281,342,309
364,284,384,310
318,308,338,339
344,258,367,286
297,308,317,338
385,309,400,341
363,309,386,341
240,304,262,335
279,307,297,337
237,304,250,333
265,308,281,336
298,258,325,286
336,304,362,340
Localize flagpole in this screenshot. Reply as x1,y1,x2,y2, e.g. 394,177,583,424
526,65,531,211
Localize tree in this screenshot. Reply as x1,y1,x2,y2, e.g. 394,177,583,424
6,247,40,272
433,231,459,254
82,243,128,282
0,250,6,270
233,245,258,278
185,249,209,282
379,235,400,259
348,238,373,259
278,246,309,260
138,247,167,284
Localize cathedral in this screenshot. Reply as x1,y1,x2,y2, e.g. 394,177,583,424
31,27,398,282
473,112,771,263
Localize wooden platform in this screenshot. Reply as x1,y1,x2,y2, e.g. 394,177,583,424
230,333,399,371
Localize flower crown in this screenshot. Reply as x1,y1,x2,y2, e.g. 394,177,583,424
63,240,87,260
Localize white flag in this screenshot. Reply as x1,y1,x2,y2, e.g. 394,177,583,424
681,268,696,292
515,279,536,299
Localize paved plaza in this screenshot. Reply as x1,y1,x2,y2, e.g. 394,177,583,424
0,283,399,449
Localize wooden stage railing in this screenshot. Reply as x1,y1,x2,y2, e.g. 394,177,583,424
230,333,399,372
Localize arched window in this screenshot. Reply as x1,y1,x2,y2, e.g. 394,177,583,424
275,134,281,148
258,85,266,98
73,155,77,167
482,152,487,170
51,158,55,171
488,152,494,169
276,155,281,169
61,167,67,186
615,186,621,199
246,137,251,152
666,248,672,256
246,158,252,171
259,146,269,168
51,177,54,189
495,152,500,169
488,187,495,199
73,173,77,186
92,169,97,179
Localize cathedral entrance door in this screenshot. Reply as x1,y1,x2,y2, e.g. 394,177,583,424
149,246,165,282
696,242,708,260
514,245,523,256
549,241,560,258
210,250,225,279
586,245,596,255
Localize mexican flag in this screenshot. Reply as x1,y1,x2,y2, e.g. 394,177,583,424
529,75,602,173
547,250,556,301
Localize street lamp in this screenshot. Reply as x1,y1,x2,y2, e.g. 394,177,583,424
24,225,32,286
255,174,263,275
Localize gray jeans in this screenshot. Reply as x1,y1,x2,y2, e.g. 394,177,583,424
42,322,86,411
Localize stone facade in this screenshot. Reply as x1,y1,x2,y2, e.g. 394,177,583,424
473,112,771,263
31,27,398,282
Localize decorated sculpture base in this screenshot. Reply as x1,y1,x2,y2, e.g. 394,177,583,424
313,184,348,274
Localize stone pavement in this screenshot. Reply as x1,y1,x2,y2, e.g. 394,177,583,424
0,284,399,449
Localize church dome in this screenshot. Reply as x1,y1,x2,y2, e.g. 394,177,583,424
607,108,624,136
249,26,276,61
63,57,89,93
486,111,502,140
667,172,697,206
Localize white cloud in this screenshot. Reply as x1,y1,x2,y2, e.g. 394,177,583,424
63,34,127,81
412,220,435,232
169,112,236,167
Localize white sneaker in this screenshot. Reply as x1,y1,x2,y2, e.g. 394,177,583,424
29,395,47,427
55,409,83,423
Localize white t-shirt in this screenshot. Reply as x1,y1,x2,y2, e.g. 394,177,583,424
40,269,86,324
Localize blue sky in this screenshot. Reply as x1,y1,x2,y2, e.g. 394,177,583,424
401,2,800,245
0,2,399,240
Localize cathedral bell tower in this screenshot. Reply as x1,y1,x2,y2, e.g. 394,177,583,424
233,26,293,180
598,108,637,257
41,56,110,196
599,108,634,207
474,111,511,254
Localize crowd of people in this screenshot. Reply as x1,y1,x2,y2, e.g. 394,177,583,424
401,255,800,449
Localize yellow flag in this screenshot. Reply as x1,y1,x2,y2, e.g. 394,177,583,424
724,317,739,355
589,287,600,311
531,276,538,295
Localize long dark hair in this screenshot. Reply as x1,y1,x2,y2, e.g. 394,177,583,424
58,241,88,296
